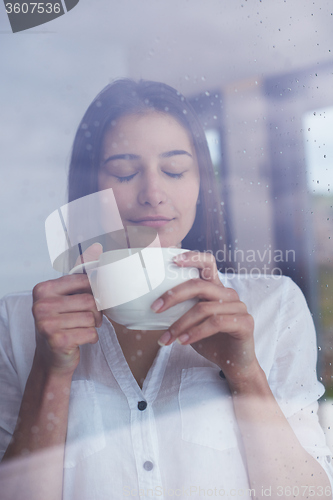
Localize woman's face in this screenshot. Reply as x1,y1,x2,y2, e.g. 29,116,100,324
98,112,200,248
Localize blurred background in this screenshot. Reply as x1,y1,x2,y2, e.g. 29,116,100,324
0,0,332,444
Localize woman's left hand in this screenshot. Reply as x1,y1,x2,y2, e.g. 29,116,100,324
152,251,259,387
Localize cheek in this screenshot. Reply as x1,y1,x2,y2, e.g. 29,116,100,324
112,187,136,214
178,181,200,213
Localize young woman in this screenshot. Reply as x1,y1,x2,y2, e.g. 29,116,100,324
0,79,332,500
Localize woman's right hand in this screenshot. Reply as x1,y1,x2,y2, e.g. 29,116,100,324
32,243,103,376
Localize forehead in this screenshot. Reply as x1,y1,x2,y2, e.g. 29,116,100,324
102,111,195,155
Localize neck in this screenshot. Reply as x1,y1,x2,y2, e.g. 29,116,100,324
107,316,165,388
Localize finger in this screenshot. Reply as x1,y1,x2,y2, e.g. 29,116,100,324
151,279,239,313
33,293,103,326
168,300,248,339
172,313,255,346
173,251,221,285
33,274,93,301
34,293,98,316
36,311,99,335
44,327,99,352
74,242,103,267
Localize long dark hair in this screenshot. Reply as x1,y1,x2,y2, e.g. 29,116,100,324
68,79,225,257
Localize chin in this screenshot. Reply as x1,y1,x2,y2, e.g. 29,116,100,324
156,232,182,249
158,240,182,249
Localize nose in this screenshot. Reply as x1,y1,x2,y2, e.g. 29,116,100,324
137,172,168,207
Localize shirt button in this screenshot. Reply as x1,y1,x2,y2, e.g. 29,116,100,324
137,401,147,411
143,461,154,471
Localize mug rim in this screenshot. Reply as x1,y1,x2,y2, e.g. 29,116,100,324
68,246,188,275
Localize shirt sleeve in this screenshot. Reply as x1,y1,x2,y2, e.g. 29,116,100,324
268,277,324,417
287,402,333,490
0,298,23,461
267,277,333,486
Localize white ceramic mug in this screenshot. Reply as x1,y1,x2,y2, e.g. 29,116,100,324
69,247,199,330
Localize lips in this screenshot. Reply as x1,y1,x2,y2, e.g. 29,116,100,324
131,216,173,222
128,216,174,227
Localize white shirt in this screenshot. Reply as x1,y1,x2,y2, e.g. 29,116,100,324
0,274,332,499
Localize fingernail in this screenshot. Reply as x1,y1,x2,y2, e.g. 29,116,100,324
151,298,164,312
176,333,190,344
158,330,171,346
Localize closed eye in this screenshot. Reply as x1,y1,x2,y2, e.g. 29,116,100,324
115,173,138,183
164,171,185,179
115,171,185,182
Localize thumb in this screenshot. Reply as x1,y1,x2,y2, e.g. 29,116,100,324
74,242,103,267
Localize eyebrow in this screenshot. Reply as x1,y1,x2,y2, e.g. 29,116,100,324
103,149,192,164
160,150,192,159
